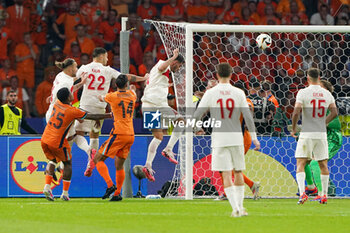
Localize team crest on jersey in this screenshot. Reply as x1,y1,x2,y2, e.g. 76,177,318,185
143,111,161,129
10,139,61,194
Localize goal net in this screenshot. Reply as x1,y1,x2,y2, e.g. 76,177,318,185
145,21,350,199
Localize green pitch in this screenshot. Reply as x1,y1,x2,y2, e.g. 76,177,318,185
0,198,349,233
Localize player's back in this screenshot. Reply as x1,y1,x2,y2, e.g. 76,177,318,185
42,100,87,148
141,60,169,106
78,62,121,109
106,90,137,135
296,84,335,139
203,83,248,147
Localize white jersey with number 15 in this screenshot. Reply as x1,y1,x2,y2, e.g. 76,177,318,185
295,84,335,139
77,62,121,109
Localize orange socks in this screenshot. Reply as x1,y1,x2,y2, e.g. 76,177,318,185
243,173,254,188
114,169,125,196
63,180,71,192
45,175,53,185
96,161,113,188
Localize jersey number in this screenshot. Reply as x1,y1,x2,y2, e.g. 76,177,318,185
310,99,326,118
87,74,105,90
118,100,133,118
217,98,235,119
49,107,64,129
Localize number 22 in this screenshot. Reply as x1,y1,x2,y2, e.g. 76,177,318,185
87,74,105,90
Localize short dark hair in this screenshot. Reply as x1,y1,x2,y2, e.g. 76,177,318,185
7,90,16,96
307,68,320,80
116,74,128,89
92,47,107,58
57,87,70,103
217,63,232,78
175,54,185,64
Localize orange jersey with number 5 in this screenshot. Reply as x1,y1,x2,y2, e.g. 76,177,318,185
42,100,87,148
106,90,136,135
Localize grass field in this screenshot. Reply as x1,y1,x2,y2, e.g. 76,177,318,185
0,198,349,233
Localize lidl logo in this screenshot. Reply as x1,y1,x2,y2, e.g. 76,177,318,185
10,139,61,194
143,111,161,129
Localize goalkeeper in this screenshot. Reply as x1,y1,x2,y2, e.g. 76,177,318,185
304,80,342,198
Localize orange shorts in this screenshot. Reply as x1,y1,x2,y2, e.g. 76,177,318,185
99,134,134,159
18,71,35,88
41,141,72,162
243,130,252,154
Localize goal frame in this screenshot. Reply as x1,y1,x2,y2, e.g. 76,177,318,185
184,24,350,200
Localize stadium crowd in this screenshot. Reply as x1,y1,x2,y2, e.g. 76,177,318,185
0,0,349,134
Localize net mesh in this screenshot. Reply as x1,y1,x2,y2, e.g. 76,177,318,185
147,21,350,198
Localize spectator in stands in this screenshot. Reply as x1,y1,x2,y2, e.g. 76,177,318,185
187,0,209,23
47,45,65,66
138,51,154,76
99,9,121,51
248,1,261,24
310,4,335,25
81,0,107,35
0,58,16,90
6,0,30,44
2,76,30,118
68,41,82,65
0,12,11,61
216,0,239,24
30,10,48,48
276,0,306,16
0,90,37,135
233,0,248,17
53,1,86,42
64,24,95,56
202,7,222,24
110,0,132,17
260,3,281,25
239,7,257,25
129,30,144,67
281,0,309,25
137,0,157,19
15,32,39,101
160,0,184,22
80,53,90,66
257,0,277,16
35,66,59,117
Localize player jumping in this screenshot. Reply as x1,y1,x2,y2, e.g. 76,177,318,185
72,47,149,177
194,63,260,217
93,75,136,201
42,87,111,201
291,68,338,205
141,48,185,182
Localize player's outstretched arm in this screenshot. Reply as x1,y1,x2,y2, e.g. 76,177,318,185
127,73,150,83
72,73,88,93
326,102,338,125
158,48,179,73
291,102,302,138
85,113,112,120
242,104,260,150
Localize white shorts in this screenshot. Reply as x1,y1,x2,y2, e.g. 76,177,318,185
211,145,245,171
295,138,329,161
142,102,181,128
74,105,105,133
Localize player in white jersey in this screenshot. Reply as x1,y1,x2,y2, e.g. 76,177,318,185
72,47,149,177
141,49,185,182
291,68,338,205
194,63,260,217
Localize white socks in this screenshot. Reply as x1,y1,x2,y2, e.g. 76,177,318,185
296,172,306,195
62,190,69,196
44,184,51,191
90,138,99,151
224,186,237,211
165,130,181,152
234,185,245,210
145,138,162,167
74,135,90,154
321,174,329,197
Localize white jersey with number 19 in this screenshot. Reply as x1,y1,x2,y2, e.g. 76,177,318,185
195,83,250,147
295,84,335,140
77,62,121,109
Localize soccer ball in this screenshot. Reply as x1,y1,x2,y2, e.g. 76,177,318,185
256,33,272,49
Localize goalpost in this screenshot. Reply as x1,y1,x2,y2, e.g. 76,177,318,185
139,20,350,200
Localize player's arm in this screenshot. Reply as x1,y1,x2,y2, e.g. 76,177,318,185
126,73,150,82
158,48,179,73
85,113,112,120
291,102,302,138
72,72,88,93
326,102,338,125
241,96,260,150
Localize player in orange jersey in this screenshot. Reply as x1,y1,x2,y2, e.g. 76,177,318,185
217,81,261,201
93,75,137,201
42,87,112,201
